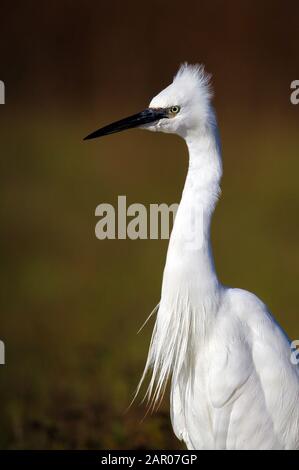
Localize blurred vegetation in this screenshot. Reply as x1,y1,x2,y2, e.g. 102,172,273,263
0,0,298,449
0,113,298,449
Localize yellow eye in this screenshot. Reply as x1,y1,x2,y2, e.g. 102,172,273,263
169,105,180,115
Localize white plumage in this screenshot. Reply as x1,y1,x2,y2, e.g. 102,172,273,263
85,63,299,449
137,64,299,449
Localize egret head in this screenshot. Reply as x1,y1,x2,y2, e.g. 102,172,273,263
84,63,212,141
146,63,212,137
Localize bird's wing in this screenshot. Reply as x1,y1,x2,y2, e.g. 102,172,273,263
207,288,299,449
207,333,254,449
170,384,195,449
249,306,299,448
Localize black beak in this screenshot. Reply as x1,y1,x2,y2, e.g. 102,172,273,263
83,108,167,141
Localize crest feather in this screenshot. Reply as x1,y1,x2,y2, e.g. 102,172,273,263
173,63,213,101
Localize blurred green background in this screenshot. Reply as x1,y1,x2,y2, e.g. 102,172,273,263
0,0,298,449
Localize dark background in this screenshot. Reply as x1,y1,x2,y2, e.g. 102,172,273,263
0,0,298,449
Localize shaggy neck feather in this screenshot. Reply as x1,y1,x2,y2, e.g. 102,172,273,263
138,118,223,409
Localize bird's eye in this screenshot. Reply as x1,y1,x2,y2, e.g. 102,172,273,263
169,106,180,115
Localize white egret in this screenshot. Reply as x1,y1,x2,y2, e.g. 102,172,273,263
84,64,299,450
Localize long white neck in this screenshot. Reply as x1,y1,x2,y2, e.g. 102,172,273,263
138,116,224,408
163,117,223,308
